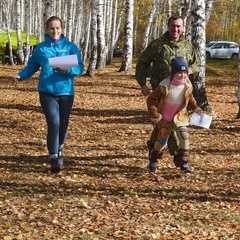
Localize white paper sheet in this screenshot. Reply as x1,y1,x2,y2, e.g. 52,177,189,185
49,54,78,69
190,112,212,129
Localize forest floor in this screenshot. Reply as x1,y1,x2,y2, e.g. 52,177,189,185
0,59,239,240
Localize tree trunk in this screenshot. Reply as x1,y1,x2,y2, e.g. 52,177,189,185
66,0,74,41
119,0,133,72
237,46,240,118
16,0,24,64
205,0,214,23
141,0,156,51
96,0,106,70
107,0,118,64
24,0,31,64
44,0,52,23
86,0,98,77
191,0,211,113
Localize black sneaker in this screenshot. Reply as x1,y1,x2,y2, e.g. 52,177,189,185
180,162,191,173
50,157,60,173
58,149,64,166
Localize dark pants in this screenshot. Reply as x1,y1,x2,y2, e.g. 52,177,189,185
39,92,74,156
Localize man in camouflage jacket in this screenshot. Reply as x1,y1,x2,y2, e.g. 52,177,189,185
135,15,199,164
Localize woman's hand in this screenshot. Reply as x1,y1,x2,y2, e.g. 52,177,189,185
12,75,20,82
54,67,68,73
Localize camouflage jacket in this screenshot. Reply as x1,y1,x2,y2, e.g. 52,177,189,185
135,32,199,89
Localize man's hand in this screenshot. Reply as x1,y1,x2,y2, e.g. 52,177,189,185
188,68,193,75
141,85,151,96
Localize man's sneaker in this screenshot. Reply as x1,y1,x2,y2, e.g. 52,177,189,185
180,162,191,173
50,157,60,173
58,149,64,166
173,155,181,167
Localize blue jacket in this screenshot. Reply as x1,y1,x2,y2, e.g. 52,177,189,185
18,34,84,96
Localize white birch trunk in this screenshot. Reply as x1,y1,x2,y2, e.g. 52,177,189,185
191,0,211,112
205,0,214,23
3,0,14,64
119,0,133,72
16,0,24,64
44,0,52,23
141,0,156,51
237,47,240,118
37,0,42,42
24,0,31,64
66,0,74,41
96,0,106,70
133,2,139,54
86,0,98,77
114,1,125,49
107,0,118,63
152,0,160,39
105,0,113,65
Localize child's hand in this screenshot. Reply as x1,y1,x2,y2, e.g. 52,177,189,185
150,114,161,126
197,110,204,115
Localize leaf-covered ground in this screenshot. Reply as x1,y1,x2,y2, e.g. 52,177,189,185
0,59,239,240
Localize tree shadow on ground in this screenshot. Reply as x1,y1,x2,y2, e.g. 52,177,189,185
1,154,239,203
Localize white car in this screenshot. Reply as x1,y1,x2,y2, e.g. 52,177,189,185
206,41,239,60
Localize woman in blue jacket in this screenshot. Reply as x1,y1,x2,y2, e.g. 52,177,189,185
12,16,84,173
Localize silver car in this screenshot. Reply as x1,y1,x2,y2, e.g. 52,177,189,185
206,41,239,60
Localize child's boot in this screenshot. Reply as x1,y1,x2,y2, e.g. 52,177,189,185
177,149,191,172
147,140,165,159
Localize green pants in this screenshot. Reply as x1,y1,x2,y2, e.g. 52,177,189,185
150,125,179,156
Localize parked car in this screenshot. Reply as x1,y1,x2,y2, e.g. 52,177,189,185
206,41,239,60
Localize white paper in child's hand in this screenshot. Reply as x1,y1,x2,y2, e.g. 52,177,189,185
49,54,78,69
190,112,212,129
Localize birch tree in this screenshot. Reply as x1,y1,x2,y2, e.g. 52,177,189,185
107,0,118,64
105,0,112,64
141,0,156,51
237,48,240,118
24,0,31,64
16,0,24,64
44,0,52,23
133,2,139,54
96,0,106,70
114,1,125,50
119,0,134,72
152,0,160,40
66,0,74,41
2,0,15,64
205,0,214,23
86,0,98,77
191,0,211,112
